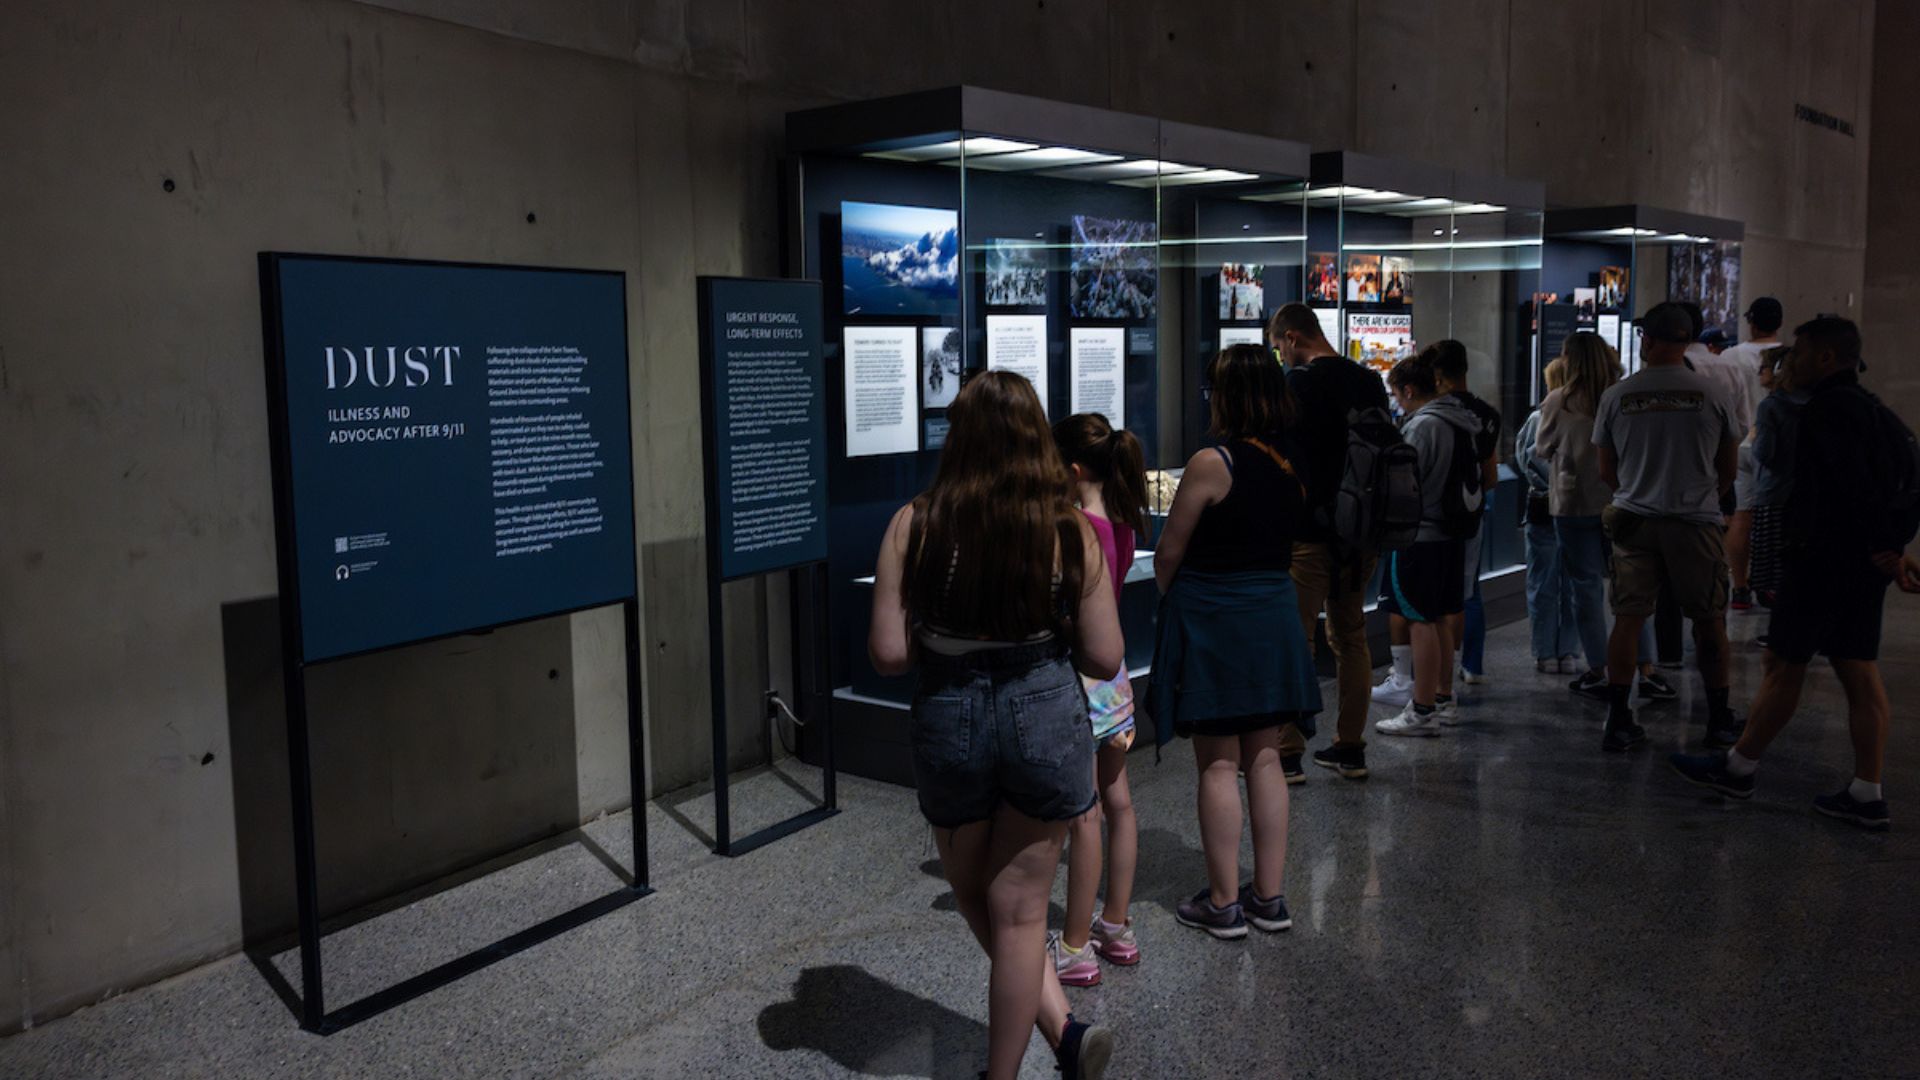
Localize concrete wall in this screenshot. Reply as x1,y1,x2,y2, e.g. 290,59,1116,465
1863,0,1920,420
0,0,1883,1032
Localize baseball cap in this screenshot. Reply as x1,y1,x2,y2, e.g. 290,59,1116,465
1698,327,1731,348
1744,297,1783,323
1634,302,1694,345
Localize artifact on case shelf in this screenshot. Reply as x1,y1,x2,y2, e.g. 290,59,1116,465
1144,469,1182,514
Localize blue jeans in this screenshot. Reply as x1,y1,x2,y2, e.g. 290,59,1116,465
1524,516,1578,660
1554,515,1611,672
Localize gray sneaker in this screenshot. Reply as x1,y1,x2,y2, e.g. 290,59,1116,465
1238,885,1292,932
1175,889,1247,940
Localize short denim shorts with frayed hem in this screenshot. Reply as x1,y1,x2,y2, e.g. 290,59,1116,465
911,640,1096,830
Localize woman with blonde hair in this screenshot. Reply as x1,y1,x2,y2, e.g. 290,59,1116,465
1535,332,1675,702
869,370,1122,1079
1515,357,1579,671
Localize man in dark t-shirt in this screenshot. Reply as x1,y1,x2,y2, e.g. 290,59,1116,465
1269,303,1389,781
1670,316,1920,829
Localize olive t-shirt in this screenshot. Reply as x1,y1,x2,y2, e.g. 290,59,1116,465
1591,365,1738,524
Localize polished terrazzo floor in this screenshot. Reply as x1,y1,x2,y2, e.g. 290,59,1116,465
4,605,1918,1078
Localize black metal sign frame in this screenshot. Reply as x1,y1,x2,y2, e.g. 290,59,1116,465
258,252,652,1033
696,275,838,857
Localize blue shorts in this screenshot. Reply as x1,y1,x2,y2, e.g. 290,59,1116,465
911,642,1097,829
1379,538,1468,623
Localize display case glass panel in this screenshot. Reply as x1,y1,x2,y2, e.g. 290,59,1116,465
790,91,1309,717
1308,153,1545,582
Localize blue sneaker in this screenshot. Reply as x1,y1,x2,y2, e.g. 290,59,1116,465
1813,789,1890,831
1668,752,1755,799
1238,885,1292,932
1175,889,1247,940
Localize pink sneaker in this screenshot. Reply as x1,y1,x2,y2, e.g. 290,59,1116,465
1048,932,1101,986
1089,916,1140,965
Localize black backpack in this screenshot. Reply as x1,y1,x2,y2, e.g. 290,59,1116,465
1329,405,1421,553
1437,422,1486,540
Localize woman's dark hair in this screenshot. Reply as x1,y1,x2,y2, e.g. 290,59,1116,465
1207,343,1296,440
1053,413,1149,538
903,370,1085,640
1425,339,1470,385
1388,351,1438,396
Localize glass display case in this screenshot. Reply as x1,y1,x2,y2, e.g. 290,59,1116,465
787,88,1311,781
1156,121,1311,459
1307,153,1545,591
1541,206,1744,384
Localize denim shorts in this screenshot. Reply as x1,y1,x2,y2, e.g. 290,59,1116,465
911,640,1097,830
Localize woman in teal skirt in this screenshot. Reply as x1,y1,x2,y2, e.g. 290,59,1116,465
1151,343,1322,940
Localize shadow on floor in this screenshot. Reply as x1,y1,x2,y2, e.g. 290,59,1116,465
758,965,987,1079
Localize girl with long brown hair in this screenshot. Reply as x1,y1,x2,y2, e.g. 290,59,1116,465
869,370,1123,1080
1048,413,1149,987
1150,344,1322,939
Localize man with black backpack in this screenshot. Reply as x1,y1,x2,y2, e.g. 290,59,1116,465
1269,303,1408,780
1670,316,1920,829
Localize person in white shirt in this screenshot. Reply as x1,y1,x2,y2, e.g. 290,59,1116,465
1718,297,1784,424
1681,302,1756,441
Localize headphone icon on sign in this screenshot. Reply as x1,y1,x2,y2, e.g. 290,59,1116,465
335,565,350,581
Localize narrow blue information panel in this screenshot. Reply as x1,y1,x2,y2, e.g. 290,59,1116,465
697,277,828,581
262,254,637,663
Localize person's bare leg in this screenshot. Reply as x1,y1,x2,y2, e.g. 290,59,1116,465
1732,650,1809,761
1095,742,1136,924
1240,727,1289,900
1389,613,1410,647
1437,616,1458,698
1410,621,1442,707
1830,659,1890,784
935,822,995,952
1193,734,1244,908
1608,614,1647,689
1061,762,1101,952
1728,510,1753,592
982,803,1071,1078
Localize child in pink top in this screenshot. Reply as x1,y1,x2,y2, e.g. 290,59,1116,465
1048,413,1150,984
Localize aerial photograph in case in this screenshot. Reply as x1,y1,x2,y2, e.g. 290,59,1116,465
841,200,959,315
985,239,1048,308
1069,215,1157,320
1382,256,1413,304
1346,254,1381,303
1218,263,1265,321
1308,253,1340,302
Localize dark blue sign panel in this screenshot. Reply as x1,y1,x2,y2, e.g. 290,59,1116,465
262,254,637,663
697,277,828,581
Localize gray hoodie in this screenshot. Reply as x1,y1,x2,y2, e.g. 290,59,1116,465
1401,395,1481,541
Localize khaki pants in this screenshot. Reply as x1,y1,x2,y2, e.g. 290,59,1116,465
1280,543,1378,753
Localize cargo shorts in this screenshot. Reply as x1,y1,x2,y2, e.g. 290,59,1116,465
1602,506,1729,620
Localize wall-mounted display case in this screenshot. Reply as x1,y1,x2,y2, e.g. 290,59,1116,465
1307,152,1545,586
786,87,1313,783
1541,205,1744,385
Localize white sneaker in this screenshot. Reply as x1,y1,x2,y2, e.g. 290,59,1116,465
1377,701,1442,737
1371,671,1414,706
1436,697,1462,726
1458,667,1489,685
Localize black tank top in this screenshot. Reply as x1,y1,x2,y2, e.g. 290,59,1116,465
1183,438,1304,573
